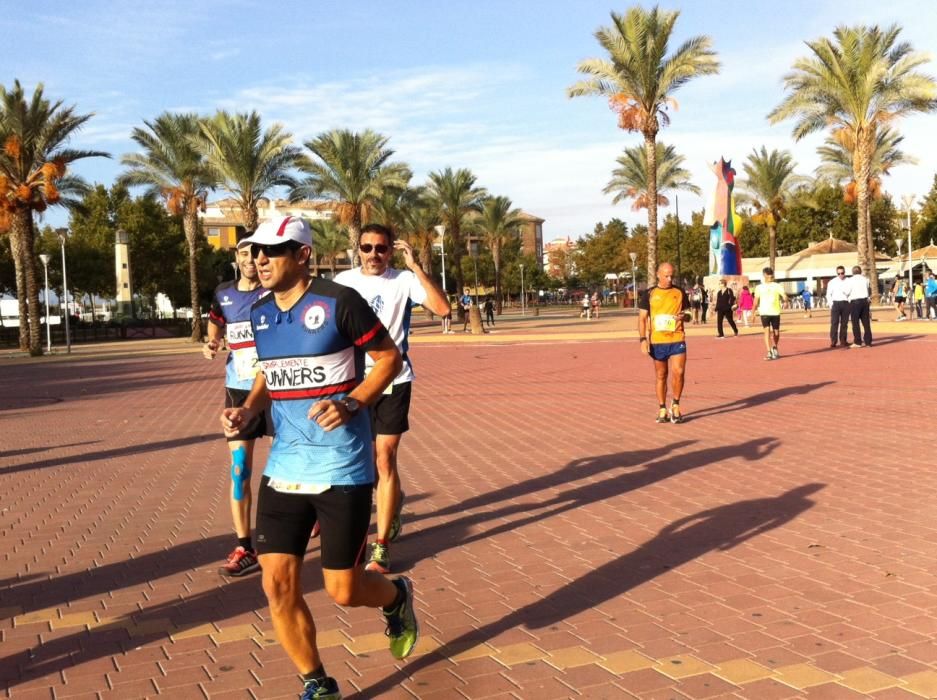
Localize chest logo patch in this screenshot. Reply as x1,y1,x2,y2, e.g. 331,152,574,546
302,302,330,333
369,295,384,316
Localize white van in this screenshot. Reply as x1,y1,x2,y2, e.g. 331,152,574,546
0,299,60,327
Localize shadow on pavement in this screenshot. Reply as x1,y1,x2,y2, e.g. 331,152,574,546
0,434,216,476
0,440,101,460
686,382,834,421
399,438,781,570
359,482,826,698
784,334,924,358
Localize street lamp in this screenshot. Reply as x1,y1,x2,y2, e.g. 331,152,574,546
629,252,638,309
902,194,914,292
231,261,238,280
434,224,447,293
39,253,52,353
55,228,71,354
520,263,526,316
675,195,682,282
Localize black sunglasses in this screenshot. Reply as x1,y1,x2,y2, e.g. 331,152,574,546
360,243,389,254
251,241,301,259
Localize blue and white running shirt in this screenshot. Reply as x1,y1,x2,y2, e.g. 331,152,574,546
251,278,390,486
208,281,268,390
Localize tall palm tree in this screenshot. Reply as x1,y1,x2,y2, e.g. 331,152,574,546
198,110,303,232
768,23,937,302
293,129,411,263
121,112,215,341
0,80,107,354
426,167,487,314
400,193,440,279
310,218,349,278
739,147,805,271
817,126,915,199
477,196,524,313
604,142,700,209
568,5,719,285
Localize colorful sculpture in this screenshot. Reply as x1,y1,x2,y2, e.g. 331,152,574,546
703,158,743,276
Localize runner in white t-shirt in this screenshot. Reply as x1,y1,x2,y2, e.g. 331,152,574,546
335,224,450,573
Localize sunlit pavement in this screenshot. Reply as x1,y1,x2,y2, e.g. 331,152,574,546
3,314,937,698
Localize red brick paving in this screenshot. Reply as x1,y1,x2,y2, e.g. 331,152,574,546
2,316,937,698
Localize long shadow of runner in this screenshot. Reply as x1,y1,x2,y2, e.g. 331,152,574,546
0,433,216,476
1,533,236,617
406,440,698,529
360,482,825,698
397,437,780,570
684,382,833,421
782,333,924,358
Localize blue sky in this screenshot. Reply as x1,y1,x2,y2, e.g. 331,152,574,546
6,0,936,240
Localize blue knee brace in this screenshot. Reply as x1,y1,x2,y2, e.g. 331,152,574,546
231,446,251,501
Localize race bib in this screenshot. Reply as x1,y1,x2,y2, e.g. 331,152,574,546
267,479,331,495
654,315,677,332
232,346,260,382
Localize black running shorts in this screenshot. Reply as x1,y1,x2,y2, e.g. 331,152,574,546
369,381,412,436
254,476,372,569
224,388,269,442
760,315,781,330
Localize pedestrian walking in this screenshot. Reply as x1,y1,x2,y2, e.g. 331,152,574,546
714,278,738,338
826,266,851,348
483,296,495,327
914,281,925,319
738,285,754,326
926,272,937,320
893,278,908,320
847,265,873,347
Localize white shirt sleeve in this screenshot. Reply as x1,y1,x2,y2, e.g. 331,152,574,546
405,270,428,306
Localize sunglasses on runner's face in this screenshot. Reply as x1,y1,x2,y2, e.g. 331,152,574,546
360,243,389,254
251,242,300,259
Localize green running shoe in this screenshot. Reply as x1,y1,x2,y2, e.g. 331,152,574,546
300,676,341,699
384,576,419,660
366,542,390,574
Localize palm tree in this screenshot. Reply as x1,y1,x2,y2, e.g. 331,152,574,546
310,218,349,278
739,147,805,271
293,129,411,263
400,193,440,279
817,126,915,199
0,80,107,354
121,112,215,341
198,110,303,232
568,5,719,285
477,196,524,313
604,142,700,209
426,167,487,315
768,23,937,303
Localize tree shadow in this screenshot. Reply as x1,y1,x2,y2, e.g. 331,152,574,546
0,434,216,476
397,438,781,571
685,382,834,421
358,483,826,698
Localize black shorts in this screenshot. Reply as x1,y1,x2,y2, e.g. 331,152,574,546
760,315,781,330
369,381,412,436
224,388,269,442
254,476,372,569
895,296,906,303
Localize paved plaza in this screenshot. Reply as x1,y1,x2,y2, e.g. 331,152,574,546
3,309,937,699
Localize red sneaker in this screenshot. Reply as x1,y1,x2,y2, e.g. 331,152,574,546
218,546,260,577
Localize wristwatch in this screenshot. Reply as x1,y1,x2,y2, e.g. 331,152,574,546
339,397,361,416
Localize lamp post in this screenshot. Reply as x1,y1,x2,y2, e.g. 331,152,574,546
675,195,682,283
231,261,239,281
39,254,52,353
629,251,638,309
520,264,526,316
55,228,71,354
902,194,914,292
